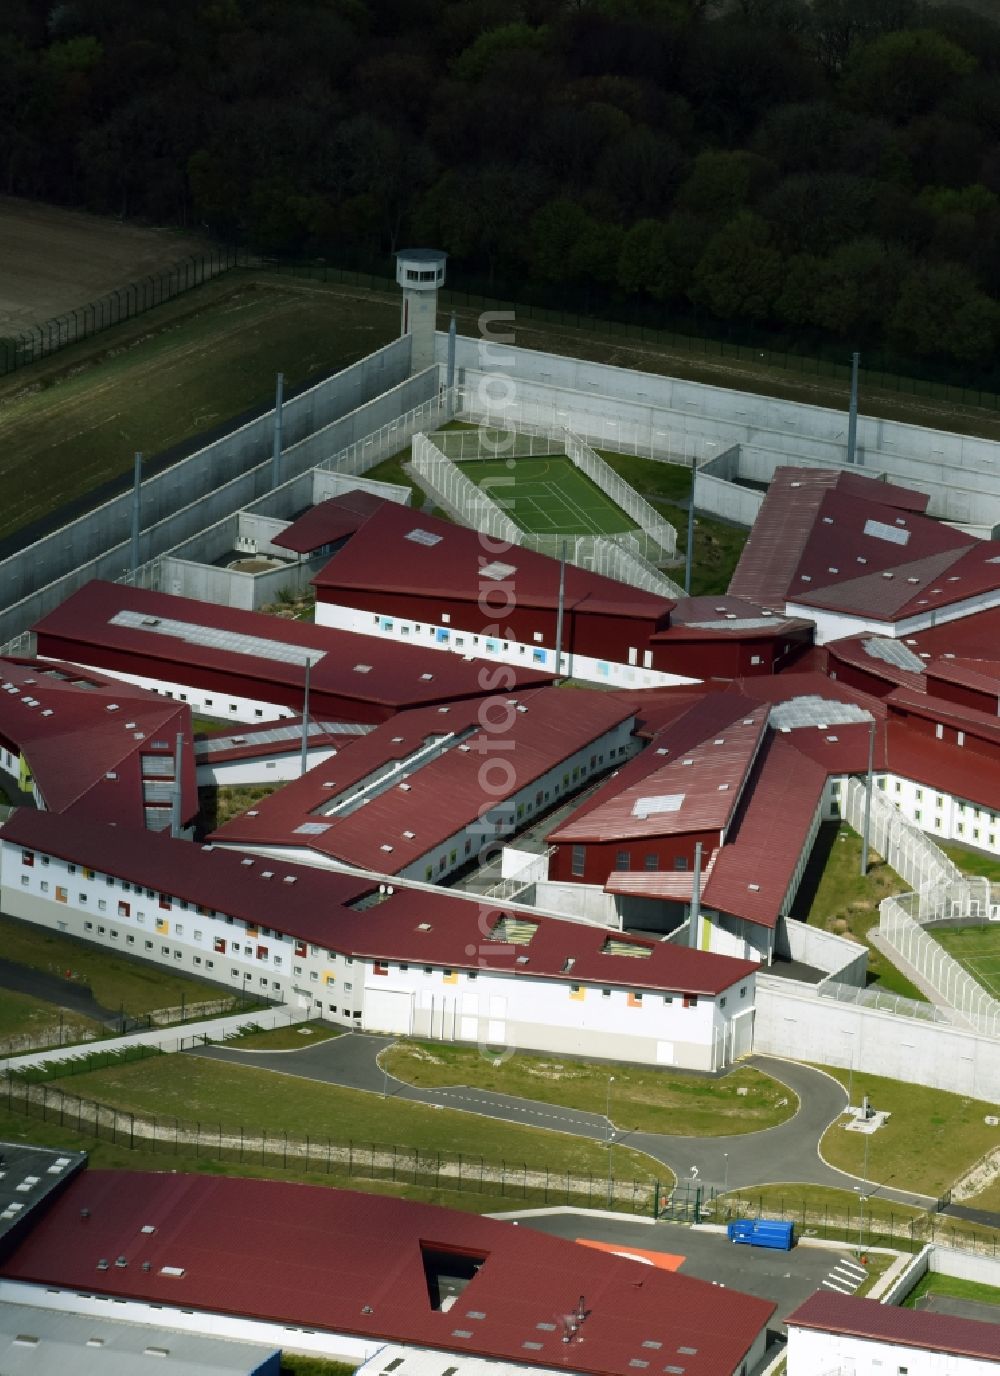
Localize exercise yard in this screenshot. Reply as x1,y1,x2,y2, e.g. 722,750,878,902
455,453,637,537
930,924,1000,1001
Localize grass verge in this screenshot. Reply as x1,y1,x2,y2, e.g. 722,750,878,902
225,1022,343,1051
199,782,281,831
903,1271,1000,1309
0,914,233,1017
816,1066,1000,1200
381,1041,796,1136
940,842,1000,883
794,823,924,1000
0,987,100,1051
56,1053,665,1185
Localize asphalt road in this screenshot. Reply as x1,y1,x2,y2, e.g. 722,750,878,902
0,956,117,1024
506,1211,856,1331
191,1034,935,1208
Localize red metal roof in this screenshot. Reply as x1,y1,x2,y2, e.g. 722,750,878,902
886,720,1000,812
925,655,1000,699
194,716,370,766
31,581,553,718
312,501,674,620
548,705,769,844
729,466,966,615
604,870,697,902
0,657,196,828
702,734,829,930
908,604,1000,660
788,1291,1000,1362
272,491,388,554
888,685,1000,747
0,809,755,996
210,688,635,872
0,1171,774,1376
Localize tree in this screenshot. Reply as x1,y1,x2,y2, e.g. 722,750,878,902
888,262,999,363
760,173,875,255
617,214,703,302
842,29,977,125
593,126,685,219
676,149,774,220
690,213,784,321
811,237,910,339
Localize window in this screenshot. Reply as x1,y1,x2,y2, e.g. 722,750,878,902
673,856,688,871
683,994,698,1009
21,850,33,868
40,881,49,894
740,986,747,998
309,971,318,982
158,895,171,911
98,900,107,913
118,901,130,918
571,845,586,877
602,988,611,998
615,850,630,871
720,996,727,1008
644,854,658,871
55,886,67,903
19,874,28,887
175,925,183,937
84,920,93,931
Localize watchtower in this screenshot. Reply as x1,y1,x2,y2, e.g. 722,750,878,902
395,249,447,373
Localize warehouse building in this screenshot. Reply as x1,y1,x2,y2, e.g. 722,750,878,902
0,1169,775,1376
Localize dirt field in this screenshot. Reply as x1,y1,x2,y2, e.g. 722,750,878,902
0,198,209,335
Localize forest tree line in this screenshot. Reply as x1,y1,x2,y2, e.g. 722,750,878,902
3,0,1000,368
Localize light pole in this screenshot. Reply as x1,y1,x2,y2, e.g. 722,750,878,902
606,1076,615,1207
860,714,876,878
723,1152,729,1195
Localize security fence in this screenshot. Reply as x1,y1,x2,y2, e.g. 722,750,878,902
564,428,677,558
845,778,961,897
0,246,251,376
2,1074,662,1215
411,424,682,598
721,1192,1000,1258
843,779,1000,1035
317,388,455,480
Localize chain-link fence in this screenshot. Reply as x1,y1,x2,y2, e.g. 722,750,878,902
844,780,1000,1035
0,247,251,377
2,1074,661,1214
721,1192,1000,1258
317,390,455,479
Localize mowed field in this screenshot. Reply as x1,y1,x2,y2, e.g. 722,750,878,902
0,273,399,541
455,454,636,536
0,197,209,334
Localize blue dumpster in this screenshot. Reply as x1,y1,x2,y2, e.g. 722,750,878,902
727,1218,794,1250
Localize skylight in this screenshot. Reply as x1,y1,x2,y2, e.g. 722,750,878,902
479,560,517,580
406,528,442,547
863,518,910,546
632,794,684,819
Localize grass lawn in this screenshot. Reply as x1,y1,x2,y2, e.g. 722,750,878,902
455,453,636,537
0,1099,585,1218
793,822,924,1001
61,1054,665,1184
381,1042,796,1137
0,272,398,541
0,986,99,1050
929,925,1000,1001
903,1271,1000,1309
940,842,1000,882
281,1359,355,1376
817,1066,1000,1200
596,450,747,596
0,914,232,1017
199,782,281,831
226,1022,343,1051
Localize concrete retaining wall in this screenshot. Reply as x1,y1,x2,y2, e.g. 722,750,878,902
0,339,427,646
754,980,1000,1101
446,333,1000,526
776,920,869,985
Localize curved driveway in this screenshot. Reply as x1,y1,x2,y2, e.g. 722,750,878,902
192,1036,935,1208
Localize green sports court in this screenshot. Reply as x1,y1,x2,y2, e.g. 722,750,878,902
454,454,637,537
932,925,1000,1001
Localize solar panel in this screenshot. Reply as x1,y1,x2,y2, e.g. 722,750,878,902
768,696,873,731
862,638,925,673
685,618,783,631
111,609,326,667
863,518,910,546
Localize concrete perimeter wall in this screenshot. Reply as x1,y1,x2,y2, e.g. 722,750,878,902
754,980,1000,1102
445,334,1000,527
0,336,423,647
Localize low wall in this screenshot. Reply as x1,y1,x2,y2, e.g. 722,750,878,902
530,880,619,925
880,1244,1000,1307
311,470,411,505
693,470,762,527
158,553,318,612
754,980,1000,1101
776,919,868,985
